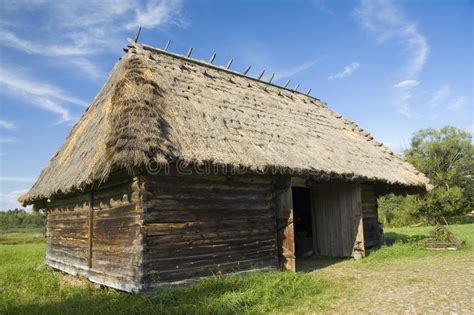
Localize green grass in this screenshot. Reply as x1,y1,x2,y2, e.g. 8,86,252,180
0,224,472,314
0,228,45,245
361,224,474,264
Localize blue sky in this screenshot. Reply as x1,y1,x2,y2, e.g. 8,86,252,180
0,0,472,210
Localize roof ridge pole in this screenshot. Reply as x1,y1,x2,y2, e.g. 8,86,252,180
226,58,233,69
294,84,300,91
284,80,291,88
186,47,193,57
257,70,266,80
306,88,312,95
208,53,216,64
164,39,171,51
134,26,142,43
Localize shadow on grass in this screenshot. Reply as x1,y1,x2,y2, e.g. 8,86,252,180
297,256,346,272
383,232,427,246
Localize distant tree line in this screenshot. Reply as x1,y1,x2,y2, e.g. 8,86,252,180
0,208,45,229
379,126,473,227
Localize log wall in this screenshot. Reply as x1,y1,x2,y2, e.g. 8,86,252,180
311,181,365,257
141,171,278,287
46,171,144,292
361,185,382,248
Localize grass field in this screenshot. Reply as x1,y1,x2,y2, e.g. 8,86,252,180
0,224,472,314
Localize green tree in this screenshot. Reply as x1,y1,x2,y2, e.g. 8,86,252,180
379,126,473,226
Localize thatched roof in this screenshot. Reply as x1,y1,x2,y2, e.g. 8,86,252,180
20,42,429,206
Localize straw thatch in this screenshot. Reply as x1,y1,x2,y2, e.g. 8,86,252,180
20,42,429,206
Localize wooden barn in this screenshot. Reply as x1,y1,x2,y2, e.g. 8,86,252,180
19,42,430,292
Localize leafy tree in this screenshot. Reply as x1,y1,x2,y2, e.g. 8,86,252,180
379,126,473,226
406,126,473,197
0,208,45,229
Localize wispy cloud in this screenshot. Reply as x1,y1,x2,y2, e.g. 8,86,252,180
354,0,429,79
0,120,15,130
67,58,105,81
0,30,99,57
0,188,28,210
0,0,184,80
393,80,419,88
0,67,87,106
354,0,429,117
447,96,468,111
0,176,35,183
427,84,451,108
0,67,87,121
126,0,184,30
422,84,469,119
275,59,321,81
328,62,360,80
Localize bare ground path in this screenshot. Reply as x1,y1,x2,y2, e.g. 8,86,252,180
300,254,474,314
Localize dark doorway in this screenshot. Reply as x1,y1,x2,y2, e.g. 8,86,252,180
292,187,314,258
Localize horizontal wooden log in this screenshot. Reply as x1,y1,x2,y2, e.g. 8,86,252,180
144,208,274,224
145,239,276,259
145,257,277,282
144,219,274,236
144,244,276,266
146,229,275,246
143,187,272,201
92,253,142,268
93,216,140,229
146,233,275,249
94,204,140,218
48,209,89,220
143,198,272,211
47,247,87,263
144,172,273,185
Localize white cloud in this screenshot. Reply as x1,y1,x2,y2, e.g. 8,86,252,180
0,120,15,130
427,84,451,108
397,103,411,118
67,58,104,81
0,189,28,211
394,80,419,88
420,84,469,119
354,0,429,117
0,67,86,106
127,0,184,30
0,1,184,80
0,176,35,183
0,30,99,57
275,59,321,81
0,67,87,121
447,96,468,110
329,62,360,80
354,0,429,79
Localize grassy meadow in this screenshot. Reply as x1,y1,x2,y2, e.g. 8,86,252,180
0,224,472,314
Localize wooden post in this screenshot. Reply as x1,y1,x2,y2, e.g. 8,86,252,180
275,176,295,271
352,185,365,259
88,189,94,269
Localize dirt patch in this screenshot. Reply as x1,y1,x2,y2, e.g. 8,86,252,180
310,256,474,313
